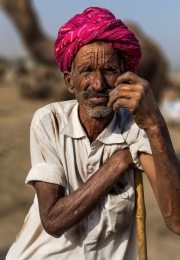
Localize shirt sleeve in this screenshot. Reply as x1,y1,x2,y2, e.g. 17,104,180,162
25,110,66,189
121,109,152,171
129,130,152,171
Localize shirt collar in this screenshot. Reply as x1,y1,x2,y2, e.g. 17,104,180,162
61,103,86,138
61,103,125,144
97,111,125,144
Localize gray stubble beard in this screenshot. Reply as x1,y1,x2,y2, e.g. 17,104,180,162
85,106,113,118
75,89,113,118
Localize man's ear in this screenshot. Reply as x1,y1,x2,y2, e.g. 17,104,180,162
64,71,75,94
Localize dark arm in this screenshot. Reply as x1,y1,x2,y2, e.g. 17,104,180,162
35,148,135,238
143,122,180,234
108,71,180,234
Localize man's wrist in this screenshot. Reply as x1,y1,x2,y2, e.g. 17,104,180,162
144,116,166,137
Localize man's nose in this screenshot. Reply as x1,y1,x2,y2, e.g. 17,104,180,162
92,70,107,91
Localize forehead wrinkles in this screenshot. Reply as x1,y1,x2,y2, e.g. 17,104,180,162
76,47,116,68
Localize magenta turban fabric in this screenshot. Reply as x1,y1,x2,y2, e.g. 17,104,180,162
54,7,142,73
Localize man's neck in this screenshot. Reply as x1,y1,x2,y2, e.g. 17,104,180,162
78,106,114,143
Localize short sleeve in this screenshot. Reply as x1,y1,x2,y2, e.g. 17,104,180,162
25,110,66,189
129,132,152,170
121,109,152,171
26,163,66,188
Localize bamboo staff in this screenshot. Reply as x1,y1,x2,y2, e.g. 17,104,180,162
134,169,148,260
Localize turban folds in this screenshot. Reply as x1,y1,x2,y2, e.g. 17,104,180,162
54,7,142,73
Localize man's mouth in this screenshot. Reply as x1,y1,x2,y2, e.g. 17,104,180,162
88,96,109,103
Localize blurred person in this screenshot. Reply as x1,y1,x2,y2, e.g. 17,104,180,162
6,7,180,260
161,89,180,124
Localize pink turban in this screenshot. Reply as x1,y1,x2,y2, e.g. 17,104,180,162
54,7,142,73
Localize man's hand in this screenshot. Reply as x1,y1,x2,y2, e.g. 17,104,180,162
108,71,163,130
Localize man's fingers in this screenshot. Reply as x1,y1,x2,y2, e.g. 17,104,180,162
108,86,142,108
110,98,128,111
115,71,142,87
108,89,132,107
109,97,137,112
110,83,144,98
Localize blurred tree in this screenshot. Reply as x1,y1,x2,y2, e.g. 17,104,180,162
0,0,55,66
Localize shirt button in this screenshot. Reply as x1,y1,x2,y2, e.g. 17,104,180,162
90,215,94,220
91,146,95,150
88,166,94,173
122,192,128,199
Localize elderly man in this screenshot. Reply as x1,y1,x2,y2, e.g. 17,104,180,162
6,6,180,260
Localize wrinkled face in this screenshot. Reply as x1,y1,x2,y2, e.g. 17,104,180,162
70,42,123,117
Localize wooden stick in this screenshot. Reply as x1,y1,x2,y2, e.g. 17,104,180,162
134,169,148,260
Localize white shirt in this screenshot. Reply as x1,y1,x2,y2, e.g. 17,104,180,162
6,100,151,260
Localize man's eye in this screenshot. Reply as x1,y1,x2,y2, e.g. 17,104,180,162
103,67,117,73
86,67,93,72
80,67,93,76
80,67,93,74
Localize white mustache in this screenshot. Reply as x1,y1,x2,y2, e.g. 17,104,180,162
76,89,112,99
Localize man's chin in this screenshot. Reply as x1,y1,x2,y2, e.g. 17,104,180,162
85,106,113,118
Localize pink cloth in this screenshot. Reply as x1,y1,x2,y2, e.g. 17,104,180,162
54,7,142,73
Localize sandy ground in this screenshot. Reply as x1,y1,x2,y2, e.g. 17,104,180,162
0,82,180,260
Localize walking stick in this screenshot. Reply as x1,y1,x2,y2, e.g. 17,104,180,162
134,169,148,260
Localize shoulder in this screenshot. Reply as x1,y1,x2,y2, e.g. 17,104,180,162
31,100,77,130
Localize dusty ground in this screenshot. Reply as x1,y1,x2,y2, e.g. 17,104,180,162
0,81,180,260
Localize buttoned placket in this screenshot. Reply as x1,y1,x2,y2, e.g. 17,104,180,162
88,141,98,230
83,140,104,239
86,140,102,175
80,120,133,259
